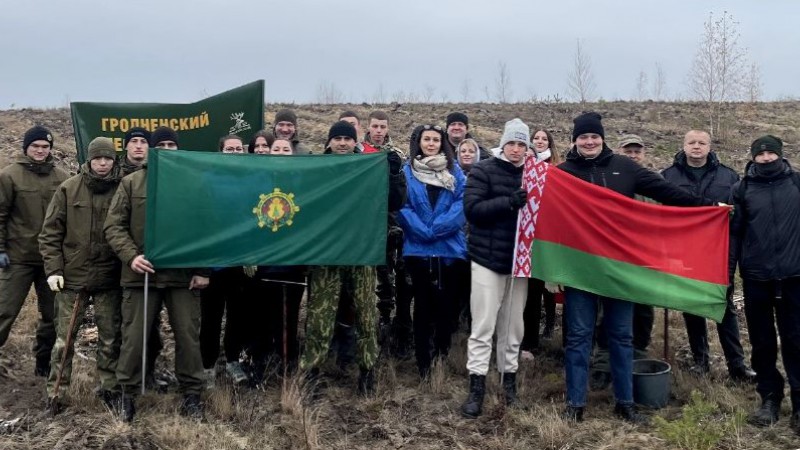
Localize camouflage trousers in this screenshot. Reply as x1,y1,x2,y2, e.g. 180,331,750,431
47,288,121,398
301,266,378,371
0,264,55,365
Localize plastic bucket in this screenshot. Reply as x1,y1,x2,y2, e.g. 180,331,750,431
632,359,671,409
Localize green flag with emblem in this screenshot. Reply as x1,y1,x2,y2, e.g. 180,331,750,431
144,149,388,267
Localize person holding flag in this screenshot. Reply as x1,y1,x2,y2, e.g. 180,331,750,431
460,118,530,418
555,112,715,424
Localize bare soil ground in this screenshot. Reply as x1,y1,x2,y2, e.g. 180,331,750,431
1,102,800,449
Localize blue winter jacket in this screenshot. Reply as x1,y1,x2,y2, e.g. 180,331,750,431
397,163,468,260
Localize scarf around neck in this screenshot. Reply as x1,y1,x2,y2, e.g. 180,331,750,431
411,154,456,191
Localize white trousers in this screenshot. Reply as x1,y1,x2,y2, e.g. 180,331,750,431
466,262,528,376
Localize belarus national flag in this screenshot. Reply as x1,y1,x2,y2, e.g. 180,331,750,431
513,158,729,322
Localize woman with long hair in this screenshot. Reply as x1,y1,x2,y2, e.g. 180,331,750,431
520,129,560,360
398,124,468,378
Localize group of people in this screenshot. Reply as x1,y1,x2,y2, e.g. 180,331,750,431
0,107,798,435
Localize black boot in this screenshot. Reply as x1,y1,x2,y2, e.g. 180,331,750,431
729,365,757,384
460,374,486,418
747,393,781,427
502,373,520,408
357,367,375,396
99,390,120,411
34,356,50,377
119,393,135,423
561,405,584,422
180,393,204,419
614,403,649,424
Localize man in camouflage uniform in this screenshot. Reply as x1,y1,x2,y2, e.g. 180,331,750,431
300,121,406,394
363,110,414,355
272,109,312,154
39,137,122,411
0,126,69,376
104,137,209,421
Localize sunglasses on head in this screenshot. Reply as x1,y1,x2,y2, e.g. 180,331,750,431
422,124,443,131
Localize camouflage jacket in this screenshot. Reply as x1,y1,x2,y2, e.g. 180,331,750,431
39,163,121,290
0,155,69,264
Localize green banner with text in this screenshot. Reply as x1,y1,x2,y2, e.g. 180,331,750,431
69,80,264,163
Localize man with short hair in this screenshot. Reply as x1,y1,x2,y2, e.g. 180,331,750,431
119,127,151,176
591,134,656,390
443,112,491,160
273,109,311,154
730,136,800,433
39,137,122,412
104,138,210,421
662,130,755,382
364,111,413,354
0,126,69,376
301,121,406,395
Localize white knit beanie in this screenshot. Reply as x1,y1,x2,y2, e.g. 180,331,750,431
498,118,530,149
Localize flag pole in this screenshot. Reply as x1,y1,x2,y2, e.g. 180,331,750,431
663,308,669,362
142,271,149,396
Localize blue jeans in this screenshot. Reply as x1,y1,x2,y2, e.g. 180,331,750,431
564,287,634,407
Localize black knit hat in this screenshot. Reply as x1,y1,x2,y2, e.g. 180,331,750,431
124,127,151,149
275,109,298,126
150,126,179,147
22,125,53,151
446,112,469,128
327,120,357,144
572,112,605,141
750,135,783,159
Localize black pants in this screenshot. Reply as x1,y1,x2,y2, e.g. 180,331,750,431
682,285,745,370
521,278,556,350
376,226,412,321
405,257,457,372
247,273,304,368
451,258,472,330
743,277,800,403
200,268,248,368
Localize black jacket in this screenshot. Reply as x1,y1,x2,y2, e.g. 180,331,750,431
661,151,739,203
729,160,800,281
463,157,523,274
558,146,712,206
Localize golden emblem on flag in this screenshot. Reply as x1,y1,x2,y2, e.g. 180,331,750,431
252,188,300,232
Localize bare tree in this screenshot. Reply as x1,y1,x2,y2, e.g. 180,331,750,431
566,39,597,104
315,81,345,104
483,84,492,103
494,61,513,103
635,70,649,100
652,63,666,101
743,61,763,103
422,84,436,103
460,78,471,102
439,91,449,104
688,11,748,135
372,83,387,105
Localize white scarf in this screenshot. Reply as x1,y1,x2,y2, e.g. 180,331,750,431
411,154,456,191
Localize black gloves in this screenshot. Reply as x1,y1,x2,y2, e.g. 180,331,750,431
387,151,402,175
509,188,527,209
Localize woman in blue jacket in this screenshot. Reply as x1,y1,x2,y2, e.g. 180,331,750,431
398,124,467,378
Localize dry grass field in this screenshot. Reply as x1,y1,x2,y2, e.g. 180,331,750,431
1,102,800,449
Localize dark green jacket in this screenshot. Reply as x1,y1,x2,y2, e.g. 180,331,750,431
0,155,69,264
104,167,207,287
39,163,121,291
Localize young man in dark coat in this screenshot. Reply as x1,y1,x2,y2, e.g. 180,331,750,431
0,126,69,376
662,130,755,382
460,118,530,418
556,112,715,424
730,135,800,434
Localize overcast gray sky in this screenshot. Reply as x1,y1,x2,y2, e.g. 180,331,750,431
1,0,798,107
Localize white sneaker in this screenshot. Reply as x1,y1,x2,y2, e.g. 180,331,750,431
204,368,216,390
226,362,249,385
